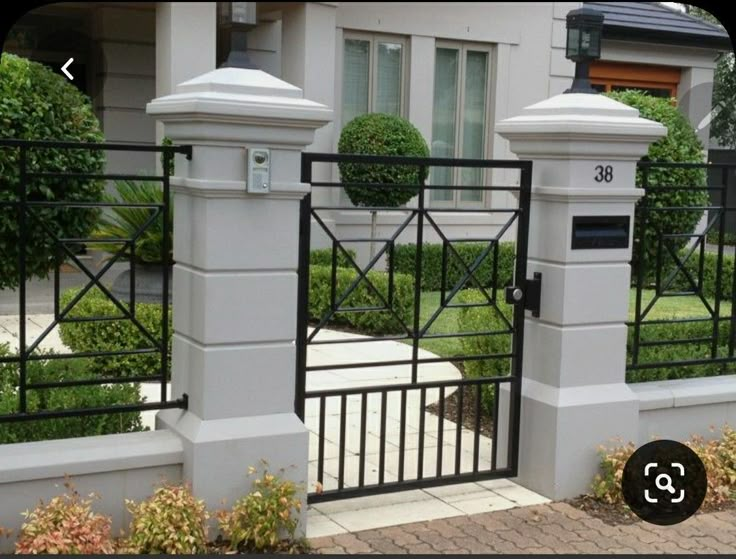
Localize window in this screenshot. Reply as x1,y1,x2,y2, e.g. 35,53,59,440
430,44,492,206
341,33,407,126
590,61,680,99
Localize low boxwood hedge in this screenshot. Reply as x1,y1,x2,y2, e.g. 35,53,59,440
0,344,144,443
392,242,516,292
308,265,414,335
58,287,171,379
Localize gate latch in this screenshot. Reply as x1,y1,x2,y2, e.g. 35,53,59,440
504,272,542,317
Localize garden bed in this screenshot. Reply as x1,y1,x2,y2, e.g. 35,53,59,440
425,383,494,438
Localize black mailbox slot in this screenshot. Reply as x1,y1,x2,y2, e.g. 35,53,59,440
571,215,630,249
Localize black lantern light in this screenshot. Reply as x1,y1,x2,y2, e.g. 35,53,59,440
217,2,258,69
564,6,604,94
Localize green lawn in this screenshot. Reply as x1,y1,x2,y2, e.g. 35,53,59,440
407,289,731,359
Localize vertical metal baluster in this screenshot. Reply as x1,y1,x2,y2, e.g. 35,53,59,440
411,170,426,385
632,167,649,367
294,158,312,420
54,240,61,321
330,239,337,311
440,240,448,306
491,382,500,471
338,393,347,490
398,388,407,482
18,145,27,414
454,385,464,475
436,385,445,477
160,150,171,403
359,392,367,487
379,391,387,485
130,242,136,319
417,387,426,480
491,241,499,301
713,168,727,362
473,384,481,473
318,396,326,486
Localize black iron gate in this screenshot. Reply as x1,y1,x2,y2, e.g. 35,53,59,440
295,153,533,502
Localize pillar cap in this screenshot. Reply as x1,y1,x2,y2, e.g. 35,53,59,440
496,93,666,160
146,67,333,142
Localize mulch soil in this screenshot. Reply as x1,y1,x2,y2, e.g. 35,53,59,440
425,381,494,438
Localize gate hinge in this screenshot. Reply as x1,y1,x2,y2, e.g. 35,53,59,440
504,272,542,317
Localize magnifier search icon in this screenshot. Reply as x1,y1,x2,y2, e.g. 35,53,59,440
655,473,676,494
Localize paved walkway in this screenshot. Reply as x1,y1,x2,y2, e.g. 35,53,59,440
310,501,736,554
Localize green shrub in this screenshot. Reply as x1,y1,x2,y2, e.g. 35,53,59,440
392,242,516,292
309,265,414,335
337,113,430,208
94,180,172,265
217,465,305,553
0,344,143,444
456,290,514,413
57,287,171,380
309,247,357,268
125,483,209,554
0,53,105,291
606,90,708,278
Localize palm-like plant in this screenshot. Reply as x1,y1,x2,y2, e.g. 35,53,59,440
93,180,172,266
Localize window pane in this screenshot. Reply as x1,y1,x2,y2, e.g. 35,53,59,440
342,39,370,126
375,42,402,115
431,48,459,202
460,51,488,202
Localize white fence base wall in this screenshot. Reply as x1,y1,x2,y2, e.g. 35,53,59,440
0,430,183,553
631,376,736,445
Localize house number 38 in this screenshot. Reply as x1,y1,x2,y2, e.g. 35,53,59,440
594,165,613,183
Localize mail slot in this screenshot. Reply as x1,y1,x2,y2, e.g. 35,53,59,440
571,215,630,249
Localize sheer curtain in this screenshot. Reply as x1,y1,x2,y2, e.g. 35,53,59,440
431,47,459,202
342,39,370,126
376,42,402,115
460,51,488,202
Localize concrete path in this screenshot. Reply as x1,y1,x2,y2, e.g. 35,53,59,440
1,314,549,539
310,501,736,554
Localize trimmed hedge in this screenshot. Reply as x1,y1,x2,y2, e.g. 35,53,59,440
456,290,514,413
657,250,735,302
337,113,430,208
58,287,171,379
310,248,357,268
0,344,143,444
392,242,516,292
309,265,414,335
606,90,708,278
0,54,105,291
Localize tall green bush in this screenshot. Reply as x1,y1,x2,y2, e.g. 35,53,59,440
337,113,430,208
0,54,105,290
605,90,708,278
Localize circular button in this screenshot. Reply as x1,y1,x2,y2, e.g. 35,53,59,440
621,439,707,526
511,288,523,302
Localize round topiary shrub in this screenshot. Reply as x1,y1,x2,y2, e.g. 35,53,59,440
605,90,708,278
0,53,105,291
337,113,430,207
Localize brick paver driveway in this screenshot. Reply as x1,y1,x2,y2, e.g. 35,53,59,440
309,502,736,554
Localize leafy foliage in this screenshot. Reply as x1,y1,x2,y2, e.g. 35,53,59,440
93,180,172,266
125,483,209,554
455,290,514,412
391,242,516,292
337,113,430,208
0,53,105,291
57,287,172,380
309,247,357,268
592,427,736,507
0,343,143,443
309,264,414,335
15,480,115,555
606,90,708,278
217,465,305,553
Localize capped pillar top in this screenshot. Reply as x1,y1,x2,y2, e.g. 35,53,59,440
496,93,666,161
146,67,332,145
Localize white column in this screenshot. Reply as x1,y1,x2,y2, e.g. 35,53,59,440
146,68,331,523
154,2,217,143
281,2,338,247
494,93,666,499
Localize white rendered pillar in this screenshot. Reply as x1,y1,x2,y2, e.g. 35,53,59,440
146,68,331,524
494,93,666,499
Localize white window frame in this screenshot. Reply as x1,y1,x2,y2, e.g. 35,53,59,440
341,31,410,124
429,41,494,210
